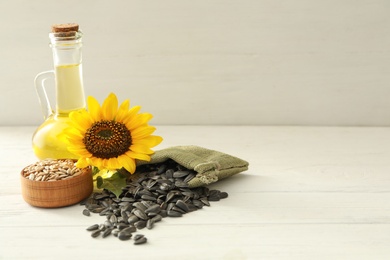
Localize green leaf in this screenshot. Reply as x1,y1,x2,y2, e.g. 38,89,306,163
92,166,100,176
96,176,104,187
96,170,127,198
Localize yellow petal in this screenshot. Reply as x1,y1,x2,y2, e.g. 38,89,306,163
132,135,163,147
89,157,104,170
76,157,90,168
125,150,151,161
130,144,154,154
106,157,122,170
87,96,102,122
63,128,84,141
131,125,156,139
67,147,92,157
118,154,136,173
122,106,142,124
126,113,153,131
68,141,87,152
69,110,92,131
115,99,130,122
102,93,118,120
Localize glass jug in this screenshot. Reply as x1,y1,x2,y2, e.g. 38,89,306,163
32,24,86,160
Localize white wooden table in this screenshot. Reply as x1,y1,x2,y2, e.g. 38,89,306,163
1,126,390,260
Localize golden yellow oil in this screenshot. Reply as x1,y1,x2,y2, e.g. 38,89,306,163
55,64,85,114
32,114,79,160
32,63,86,160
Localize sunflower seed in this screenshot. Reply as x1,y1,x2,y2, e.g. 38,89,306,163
183,173,196,183
208,196,220,202
121,210,129,219
91,230,101,238
133,202,147,211
82,209,91,216
91,207,105,213
175,200,189,213
141,200,155,208
145,204,161,214
134,235,147,245
200,197,210,206
127,215,139,224
175,180,189,188
134,220,147,229
116,223,128,230
99,224,106,231
139,189,153,196
134,234,145,240
133,209,148,220
220,192,229,199
121,197,136,202
122,226,136,233
171,206,186,214
118,201,130,208
141,195,157,201
181,191,194,198
109,214,118,224
165,169,174,178
95,194,109,200
99,208,111,216
151,214,162,223
102,228,113,238
157,164,167,174
146,180,157,189
192,200,204,209
112,229,120,237
146,219,154,229
165,192,176,202
208,190,221,201
167,202,175,212
160,210,168,218
187,204,198,212
173,170,189,178
118,230,132,241
104,220,113,228
86,224,99,231
167,210,182,217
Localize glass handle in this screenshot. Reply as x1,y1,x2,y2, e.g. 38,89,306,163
34,70,55,120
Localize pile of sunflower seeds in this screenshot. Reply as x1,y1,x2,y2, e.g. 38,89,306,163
22,159,83,181
82,160,228,245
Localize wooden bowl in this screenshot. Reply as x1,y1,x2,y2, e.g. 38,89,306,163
20,164,93,208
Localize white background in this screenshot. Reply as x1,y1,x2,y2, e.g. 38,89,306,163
1,0,389,126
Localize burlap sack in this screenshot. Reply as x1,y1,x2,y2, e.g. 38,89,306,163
137,145,249,188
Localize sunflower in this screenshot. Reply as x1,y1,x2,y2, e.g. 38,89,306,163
63,93,163,173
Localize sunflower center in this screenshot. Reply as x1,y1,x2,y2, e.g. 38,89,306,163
83,120,132,159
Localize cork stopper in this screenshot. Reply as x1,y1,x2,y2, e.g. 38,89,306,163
51,23,79,33
50,23,80,39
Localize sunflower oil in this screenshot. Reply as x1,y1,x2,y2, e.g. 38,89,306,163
33,64,86,159
32,112,80,160
55,64,85,114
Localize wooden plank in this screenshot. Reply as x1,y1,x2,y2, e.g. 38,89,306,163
1,225,390,259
